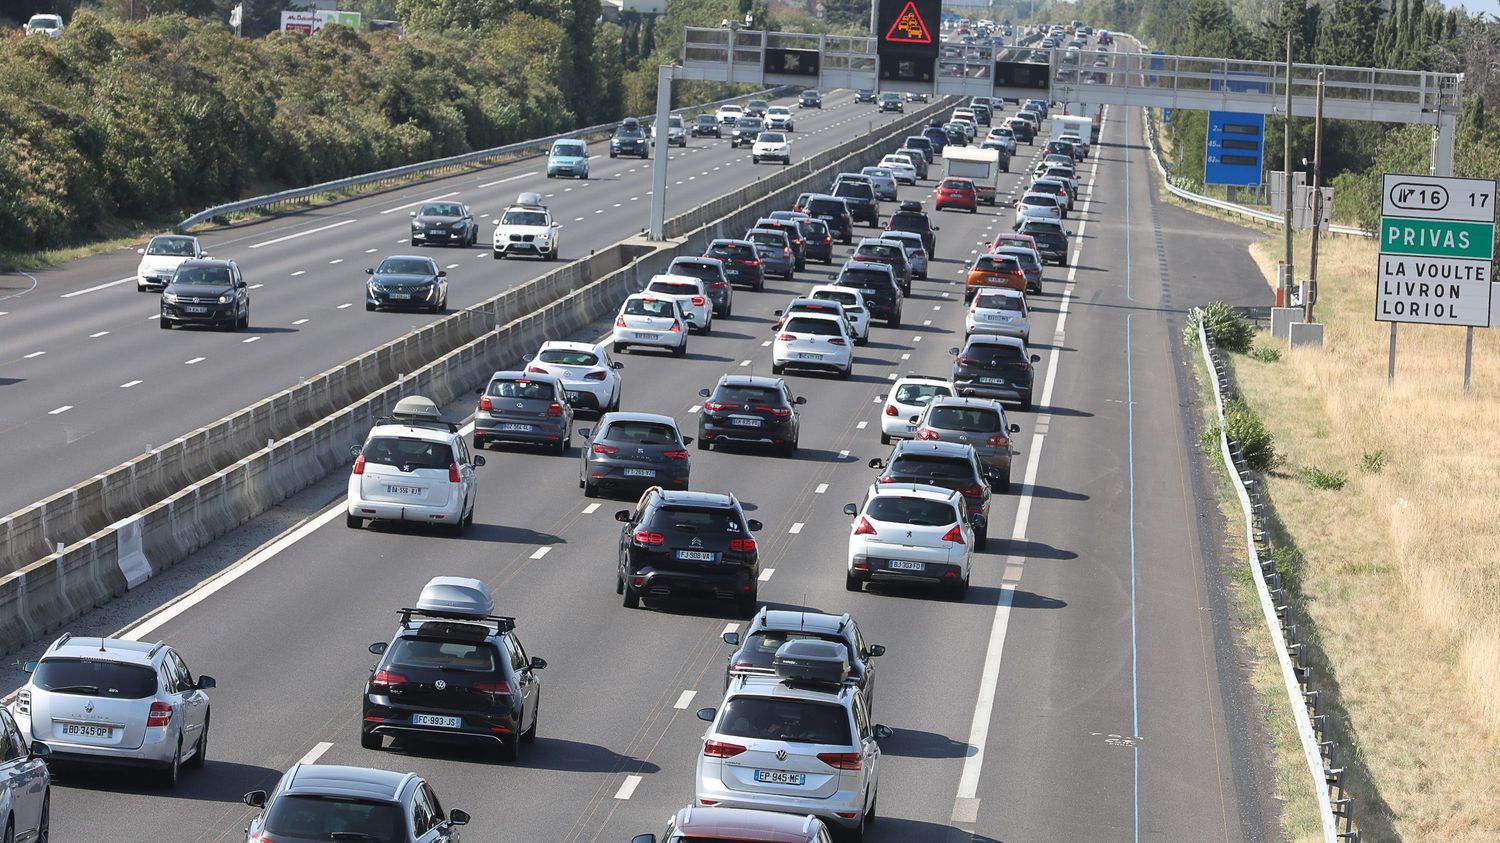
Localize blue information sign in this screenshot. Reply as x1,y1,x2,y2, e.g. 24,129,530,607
1205,111,1263,187
1162,108,1172,124
1147,50,1165,85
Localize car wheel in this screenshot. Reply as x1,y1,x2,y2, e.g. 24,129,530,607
360,729,382,750
880,433,891,445
584,480,599,499
614,342,627,355
697,437,710,451
35,793,48,843
462,504,474,528
845,570,863,592
158,317,170,330
609,151,616,158
493,251,503,260
887,313,901,328
783,437,799,457
410,238,418,246
345,513,362,529
365,301,376,311
546,172,554,179
3,818,11,843
673,340,687,358
555,434,569,456
751,157,758,164
622,584,640,608
497,730,520,762
737,588,758,618
771,362,784,375
521,692,539,744
949,576,970,601
976,525,989,552
160,738,182,788
839,363,852,380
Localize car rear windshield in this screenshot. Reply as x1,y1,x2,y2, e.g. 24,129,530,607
539,348,599,367
784,316,841,335
1022,194,1058,207
866,496,960,526
668,261,718,282
806,199,847,217
890,455,975,482
975,256,1020,274
648,280,701,297
263,796,406,843
905,137,932,148
362,437,456,469
928,406,1001,432
718,698,852,745
385,638,499,673
839,269,892,290
833,182,874,201
32,658,157,699
602,421,681,445
707,243,755,261
1023,221,1066,235
997,248,1039,269
624,298,676,318
486,378,556,400
964,343,1027,365
173,266,232,286
976,293,1023,311
713,385,782,406
650,506,743,533
741,632,850,669
895,382,949,405
886,213,928,233
856,243,902,260
942,180,972,190
812,290,860,308
748,233,786,249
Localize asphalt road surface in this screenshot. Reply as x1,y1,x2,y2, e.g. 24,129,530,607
4,104,1282,842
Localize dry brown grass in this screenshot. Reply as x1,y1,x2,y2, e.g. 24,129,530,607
1238,233,1500,840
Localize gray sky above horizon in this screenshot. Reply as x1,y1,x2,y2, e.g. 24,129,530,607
1445,0,1500,19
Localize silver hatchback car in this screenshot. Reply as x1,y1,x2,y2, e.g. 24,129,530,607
15,635,215,787
910,396,1021,491
472,371,574,455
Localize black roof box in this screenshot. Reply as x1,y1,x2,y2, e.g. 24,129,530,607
773,639,849,687
898,200,924,213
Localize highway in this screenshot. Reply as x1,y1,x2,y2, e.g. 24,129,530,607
2,103,1282,841
0,89,916,519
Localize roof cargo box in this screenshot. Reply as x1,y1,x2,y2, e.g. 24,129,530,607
415,576,495,619
773,639,850,686
392,395,441,419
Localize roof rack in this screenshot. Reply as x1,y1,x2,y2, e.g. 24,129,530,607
374,395,458,433
397,607,515,635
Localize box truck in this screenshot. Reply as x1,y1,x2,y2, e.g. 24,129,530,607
944,146,1004,205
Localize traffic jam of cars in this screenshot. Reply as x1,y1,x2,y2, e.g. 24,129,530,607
8,83,1100,843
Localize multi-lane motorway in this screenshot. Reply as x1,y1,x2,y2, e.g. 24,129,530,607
0,90,911,518
3,100,1283,840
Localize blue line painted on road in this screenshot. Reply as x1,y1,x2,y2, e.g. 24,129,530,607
1126,313,1140,843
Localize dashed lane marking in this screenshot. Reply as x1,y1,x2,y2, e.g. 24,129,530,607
614,776,643,800
48,406,71,415
89,331,108,338
582,503,601,514
673,690,697,710
120,380,142,388
529,547,551,560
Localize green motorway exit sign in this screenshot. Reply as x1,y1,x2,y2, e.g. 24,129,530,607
1379,218,1494,260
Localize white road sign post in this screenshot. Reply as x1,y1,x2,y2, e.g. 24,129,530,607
1377,173,1496,390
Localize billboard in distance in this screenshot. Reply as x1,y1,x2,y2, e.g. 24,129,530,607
280,10,363,35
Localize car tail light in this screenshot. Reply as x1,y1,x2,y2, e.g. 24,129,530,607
691,296,706,306
474,680,515,696
830,337,848,346
709,280,727,289
478,395,493,411
448,462,461,483
352,454,366,475
585,370,607,381
755,405,791,418
782,248,792,257
147,701,173,727
916,428,940,441
662,450,688,460
853,517,876,535
633,530,664,547
370,670,408,689
730,538,756,552
987,434,1010,448
942,525,965,544
735,258,759,267
670,320,683,332
592,443,619,455
616,316,628,327
526,365,547,374
957,356,978,367
15,689,29,715
729,661,754,675
704,740,747,758
818,752,863,770
779,334,795,341
703,401,737,413
823,236,832,244
884,405,898,416
876,475,895,484
547,402,564,418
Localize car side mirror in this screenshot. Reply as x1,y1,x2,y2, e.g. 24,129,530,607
909,415,921,424
137,247,146,255
243,790,268,808
794,396,806,405
522,353,535,362
747,519,763,532
722,631,741,645
369,642,388,655
698,388,712,398
1009,423,1021,433
438,270,447,277
349,444,361,458
28,741,50,760
867,644,886,657
196,675,217,690
773,309,783,316
530,656,547,670
409,210,417,217
614,510,632,523
365,267,374,275
875,393,888,401
612,361,625,370
21,660,36,673
1030,354,1041,363
843,503,859,516
970,512,988,529
473,455,486,467
579,428,592,438
448,809,471,827
868,457,885,469
696,707,717,722
874,724,894,740
681,436,694,446
948,347,960,355
933,226,941,231
630,836,657,843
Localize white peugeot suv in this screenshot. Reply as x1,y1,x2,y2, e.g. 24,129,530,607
843,483,976,599
346,396,485,535
694,640,889,839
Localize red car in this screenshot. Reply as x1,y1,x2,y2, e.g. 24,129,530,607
936,178,979,214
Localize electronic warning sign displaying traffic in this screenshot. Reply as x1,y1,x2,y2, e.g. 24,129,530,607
877,0,939,82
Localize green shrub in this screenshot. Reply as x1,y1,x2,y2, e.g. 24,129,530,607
1223,399,1278,472
1249,345,1282,363
1298,465,1349,491
1359,449,1387,474
1185,301,1257,353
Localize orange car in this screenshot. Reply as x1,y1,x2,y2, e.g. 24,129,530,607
965,252,1026,299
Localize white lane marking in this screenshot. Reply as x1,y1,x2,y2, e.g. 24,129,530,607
379,191,460,214
445,264,459,270
146,313,158,320
760,340,771,347
739,359,752,367
687,404,702,414
329,259,343,265
48,405,72,415
242,336,261,344
815,483,829,494
886,373,897,381
838,449,850,460
934,305,943,310
614,775,643,800
673,690,697,709
89,331,109,338
364,248,377,254
478,171,537,188
249,218,356,248
900,353,910,360
60,276,134,298
291,270,306,277
23,351,44,359
574,217,584,222
529,547,551,560
594,209,604,214
788,522,804,534
722,623,739,636
120,380,142,388
299,741,334,766
185,357,205,365
337,303,353,309
249,284,264,290
582,503,601,514
759,569,775,581
292,319,308,326
856,421,869,429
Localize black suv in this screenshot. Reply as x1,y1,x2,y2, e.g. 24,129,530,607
615,488,764,615
161,259,250,331
804,195,854,244
610,118,648,158
798,90,822,108
753,218,807,270
696,375,805,455
836,260,903,327
832,178,879,227
730,116,765,147
1017,219,1070,266
363,577,547,762
902,135,936,163
705,238,765,290
869,440,996,548
691,114,722,137
885,202,939,257
855,89,877,103
950,337,1042,409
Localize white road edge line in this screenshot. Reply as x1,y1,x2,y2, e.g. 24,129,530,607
582,503,601,514
378,191,460,215
60,277,134,299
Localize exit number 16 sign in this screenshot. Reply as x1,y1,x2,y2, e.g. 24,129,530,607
1383,174,1496,224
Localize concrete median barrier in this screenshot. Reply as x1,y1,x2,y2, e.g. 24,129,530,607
0,96,953,655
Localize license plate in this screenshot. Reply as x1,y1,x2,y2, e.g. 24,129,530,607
905,425,917,433
889,560,926,571
676,550,717,561
62,723,114,738
500,423,534,432
429,230,447,236
566,391,582,402
623,468,655,477
631,332,656,340
796,353,822,360
390,293,411,300
755,770,806,785
412,713,461,729
185,306,208,314
980,377,1006,385
730,417,763,427
386,484,423,495
987,314,1011,321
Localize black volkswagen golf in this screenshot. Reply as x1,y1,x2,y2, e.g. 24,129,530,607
615,488,763,616
579,411,692,498
696,375,805,456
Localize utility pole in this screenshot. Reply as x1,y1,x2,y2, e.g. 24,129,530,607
1282,29,1294,306
1305,71,1324,324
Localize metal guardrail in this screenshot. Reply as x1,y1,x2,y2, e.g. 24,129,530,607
176,86,793,233
1198,320,1352,843
1141,105,1369,237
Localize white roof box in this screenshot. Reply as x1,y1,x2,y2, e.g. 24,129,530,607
415,576,494,619
516,191,544,207
392,395,441,420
